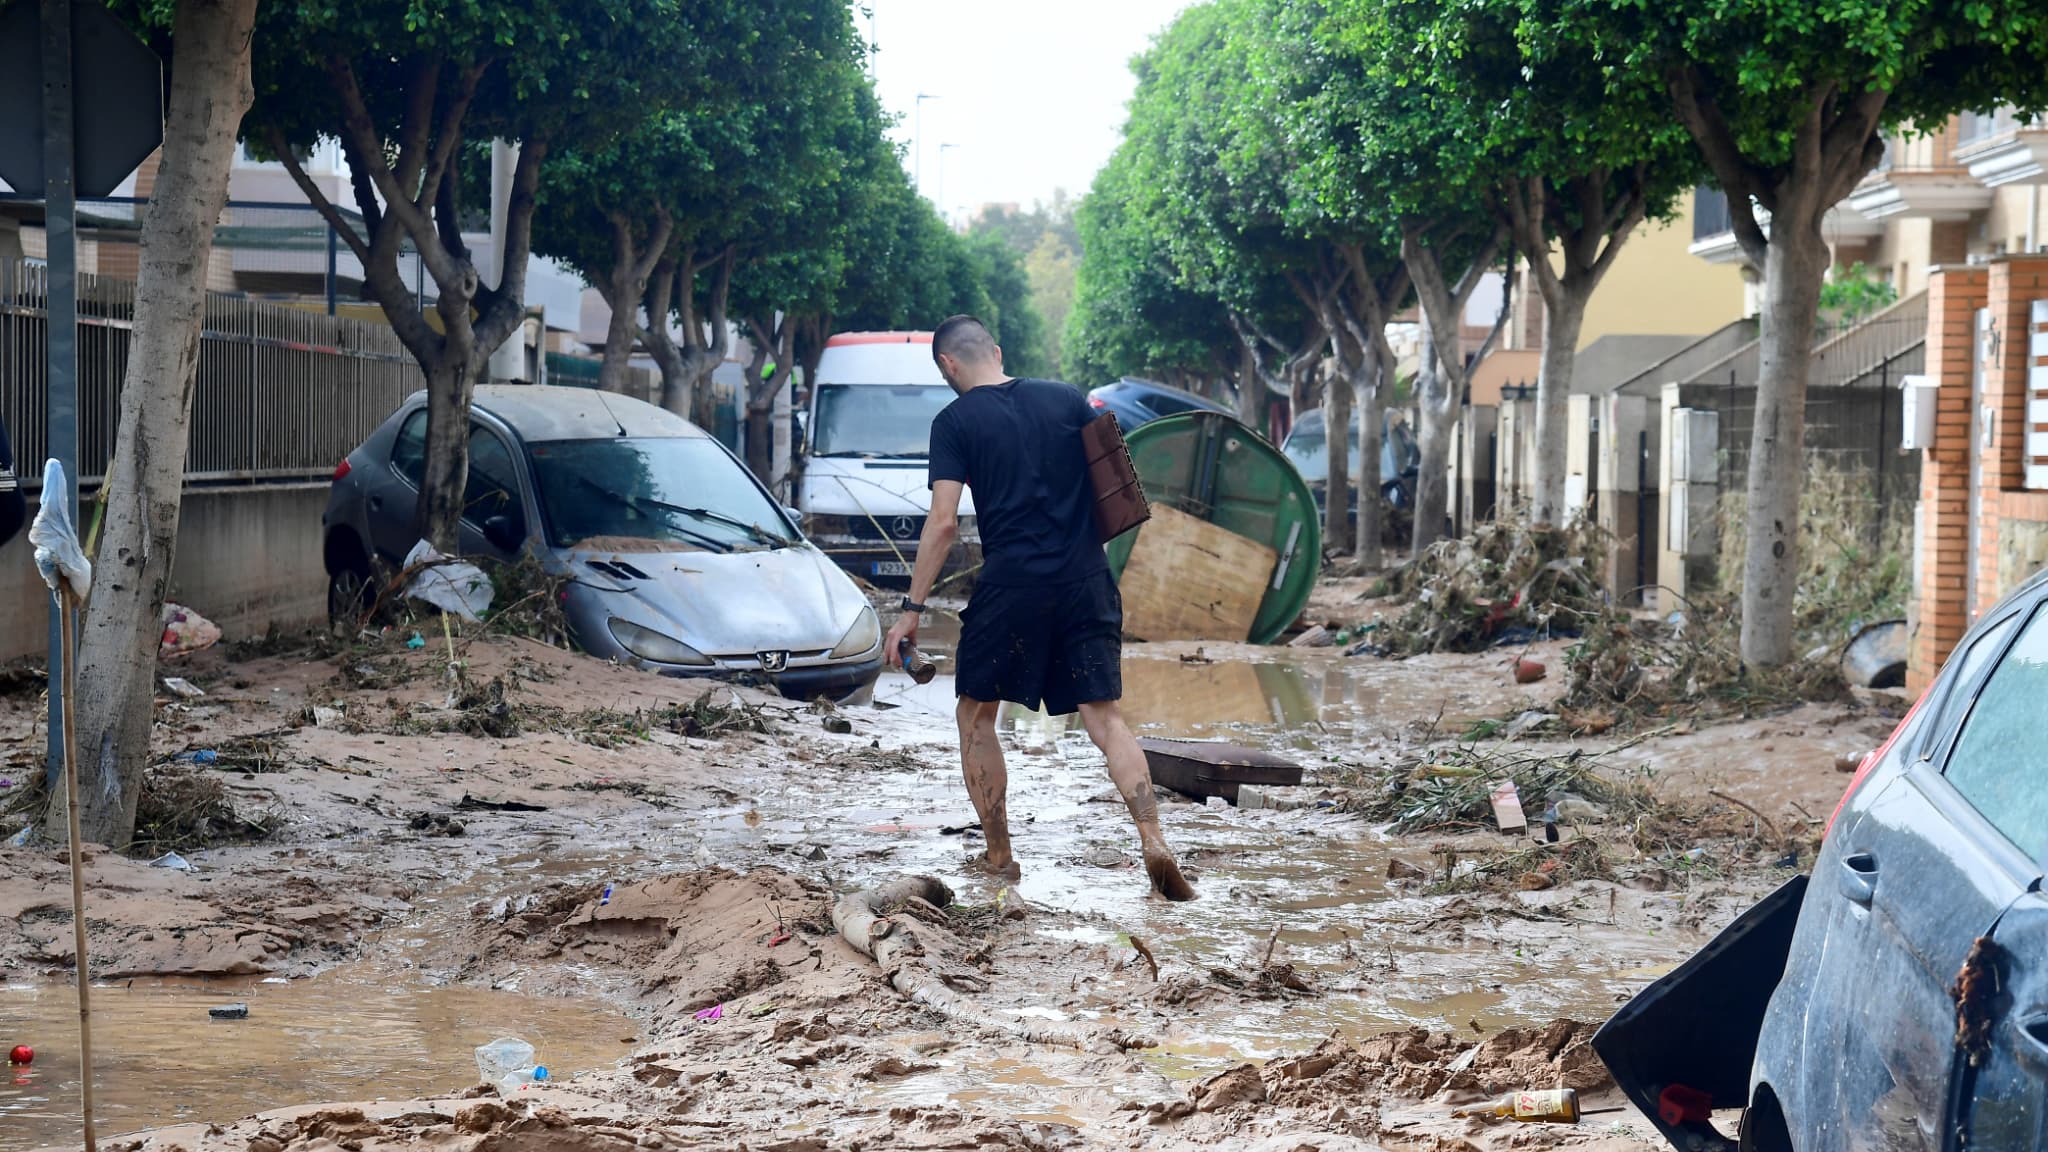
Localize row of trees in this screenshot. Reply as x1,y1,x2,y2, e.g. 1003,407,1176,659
1068,0,2048,657
67,0,1019,846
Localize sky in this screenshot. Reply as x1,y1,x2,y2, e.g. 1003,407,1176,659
864,0,1194,224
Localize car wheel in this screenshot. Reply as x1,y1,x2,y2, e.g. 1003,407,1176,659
327,558,373,634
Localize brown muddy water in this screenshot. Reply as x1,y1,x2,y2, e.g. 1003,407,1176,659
3,634,1690,1147
0,968,635,1150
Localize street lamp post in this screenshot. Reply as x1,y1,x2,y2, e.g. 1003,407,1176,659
937,143,959,222
914,92,939,195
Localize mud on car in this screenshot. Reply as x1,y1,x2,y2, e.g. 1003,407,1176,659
1595,567,2048,1151
323,386,885,704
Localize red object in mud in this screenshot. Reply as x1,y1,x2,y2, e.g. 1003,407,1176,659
1657,1083,1713,1126
1514,658,1547,684
7,1045,30,1065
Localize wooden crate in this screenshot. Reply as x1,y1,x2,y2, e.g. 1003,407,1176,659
1118,504,1277,642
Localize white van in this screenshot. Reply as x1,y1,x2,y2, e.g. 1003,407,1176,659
797,332,978,583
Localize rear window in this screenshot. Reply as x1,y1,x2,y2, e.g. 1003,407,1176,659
1943,605,2048,860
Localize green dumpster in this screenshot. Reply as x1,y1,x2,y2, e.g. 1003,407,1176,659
1109,411,1320,644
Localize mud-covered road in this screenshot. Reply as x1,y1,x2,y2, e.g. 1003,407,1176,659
0,583,1905,1151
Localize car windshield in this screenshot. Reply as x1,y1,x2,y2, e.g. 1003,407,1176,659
812,383,955,457
527,437,794,552
1284,421,1363,484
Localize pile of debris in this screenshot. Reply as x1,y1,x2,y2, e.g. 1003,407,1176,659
1558,596,1847,731
1337,741,1653,836
1367,520,1606,657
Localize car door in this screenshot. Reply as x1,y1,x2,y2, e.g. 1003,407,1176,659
456,421,530,560
369,406,432,564
1942,601,2048,1151
1814,600,2036,1152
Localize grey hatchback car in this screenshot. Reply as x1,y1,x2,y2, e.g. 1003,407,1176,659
1594,566,2048,1151
322,385,884,702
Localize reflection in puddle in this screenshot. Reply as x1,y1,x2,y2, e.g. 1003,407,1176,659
0,969,635,1151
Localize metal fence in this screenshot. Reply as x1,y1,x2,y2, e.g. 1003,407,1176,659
1,259,423,489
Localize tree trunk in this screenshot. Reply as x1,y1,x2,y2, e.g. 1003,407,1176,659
1236,341,1262,433
1740,220,1829,667
1413,316,1456,553
1529,286,1587,525
744,396,777,484
598,269,642,394
1322,359,1353,556
418,351,476,552
66,0,258,847
1352,355,1383,568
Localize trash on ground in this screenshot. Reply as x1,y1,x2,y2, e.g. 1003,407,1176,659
1141,737,1302,804
1489,781,1528,833
1370,520,1602,657
174,749,219,765
405,632,427,650
1841,619,1907,688
475,1037,536,1084
1514,658,1547,684
1834,752,1866,773
401,540,494,623
1236,785,1325,812
456,795,548,813
161,677,206,699
208,1003,248,1020
1288,625,1334,648
7,1045,32,1065
1453,1087,1582,1123
160,603,222,657
149,852,194,872
694,1004,724,1022
821,715,854,734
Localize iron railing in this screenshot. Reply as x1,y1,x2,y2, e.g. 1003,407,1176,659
1,260,422,489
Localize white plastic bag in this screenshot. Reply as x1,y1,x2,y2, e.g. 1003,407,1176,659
402,539,493,623
28,459,91,599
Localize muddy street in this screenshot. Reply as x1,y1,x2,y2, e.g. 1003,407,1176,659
0,589,1900,1151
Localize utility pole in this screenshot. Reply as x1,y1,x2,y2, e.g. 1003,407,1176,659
914,92,938,196
937,143,959,225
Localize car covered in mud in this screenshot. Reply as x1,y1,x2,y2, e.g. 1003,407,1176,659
1595,566,2048,1151
322,386,884,703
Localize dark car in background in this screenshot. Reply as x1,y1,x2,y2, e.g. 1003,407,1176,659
1281,407,1419,513
1595,566,2048,1152
322,386,884,703
1086,376,1234,431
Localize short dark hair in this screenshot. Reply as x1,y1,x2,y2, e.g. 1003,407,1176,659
932,314,996,364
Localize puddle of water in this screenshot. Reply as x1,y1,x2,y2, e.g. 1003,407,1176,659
0,968,636,1150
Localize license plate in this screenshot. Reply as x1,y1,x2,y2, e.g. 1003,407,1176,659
871,561,914,576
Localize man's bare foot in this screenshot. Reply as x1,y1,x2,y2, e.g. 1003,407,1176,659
1143,845,1197,901
967,850,1023,883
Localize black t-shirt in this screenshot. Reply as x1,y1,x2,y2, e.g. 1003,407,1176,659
928,378,1106,586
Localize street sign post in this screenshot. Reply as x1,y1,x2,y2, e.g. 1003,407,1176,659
0,0,163,798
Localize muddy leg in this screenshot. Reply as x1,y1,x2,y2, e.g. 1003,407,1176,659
1076,701,1196,901
957,696,1021,881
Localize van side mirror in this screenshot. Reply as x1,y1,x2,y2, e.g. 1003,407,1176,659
782,506,806,528
483,514,523,552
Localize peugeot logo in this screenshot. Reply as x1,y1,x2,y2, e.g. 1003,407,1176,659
759,651,789,673
890,516,917,539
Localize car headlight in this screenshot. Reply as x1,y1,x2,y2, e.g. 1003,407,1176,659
829,606,880,659
608,619,715,667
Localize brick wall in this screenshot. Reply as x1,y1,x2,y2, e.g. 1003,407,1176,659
1911,256,2048,692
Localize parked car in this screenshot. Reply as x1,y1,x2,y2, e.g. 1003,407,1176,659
1085,376,1234,431
1281,408,1420,513
323,385,884,703
1594,565,2048,1152
795,332,979,585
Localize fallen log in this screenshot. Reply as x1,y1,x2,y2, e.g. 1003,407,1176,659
832,876,1154,1053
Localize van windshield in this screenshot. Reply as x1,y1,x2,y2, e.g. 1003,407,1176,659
812,383,955,458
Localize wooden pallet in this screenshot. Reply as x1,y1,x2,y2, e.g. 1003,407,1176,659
1118,504,1277,642
1139,738,1303,804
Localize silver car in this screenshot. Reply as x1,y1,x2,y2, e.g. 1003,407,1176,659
321,385,884,702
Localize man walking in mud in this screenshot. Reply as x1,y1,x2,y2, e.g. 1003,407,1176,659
883,315,1196,902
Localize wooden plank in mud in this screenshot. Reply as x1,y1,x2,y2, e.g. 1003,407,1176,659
1117,504,1277,643
1139,737,1303,803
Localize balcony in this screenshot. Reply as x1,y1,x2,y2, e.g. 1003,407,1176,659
1848,122,1994,220
1688,186,1880,265
1956,107,2048,187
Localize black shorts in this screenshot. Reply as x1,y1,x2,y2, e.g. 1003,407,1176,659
955,570,1122,716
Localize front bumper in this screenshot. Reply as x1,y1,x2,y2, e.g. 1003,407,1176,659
653,654,884,704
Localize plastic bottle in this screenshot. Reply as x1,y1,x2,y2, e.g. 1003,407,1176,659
898,639,937,685
1454,1088,1581,1124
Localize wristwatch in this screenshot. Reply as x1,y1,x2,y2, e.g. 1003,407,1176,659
900,597,927,614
